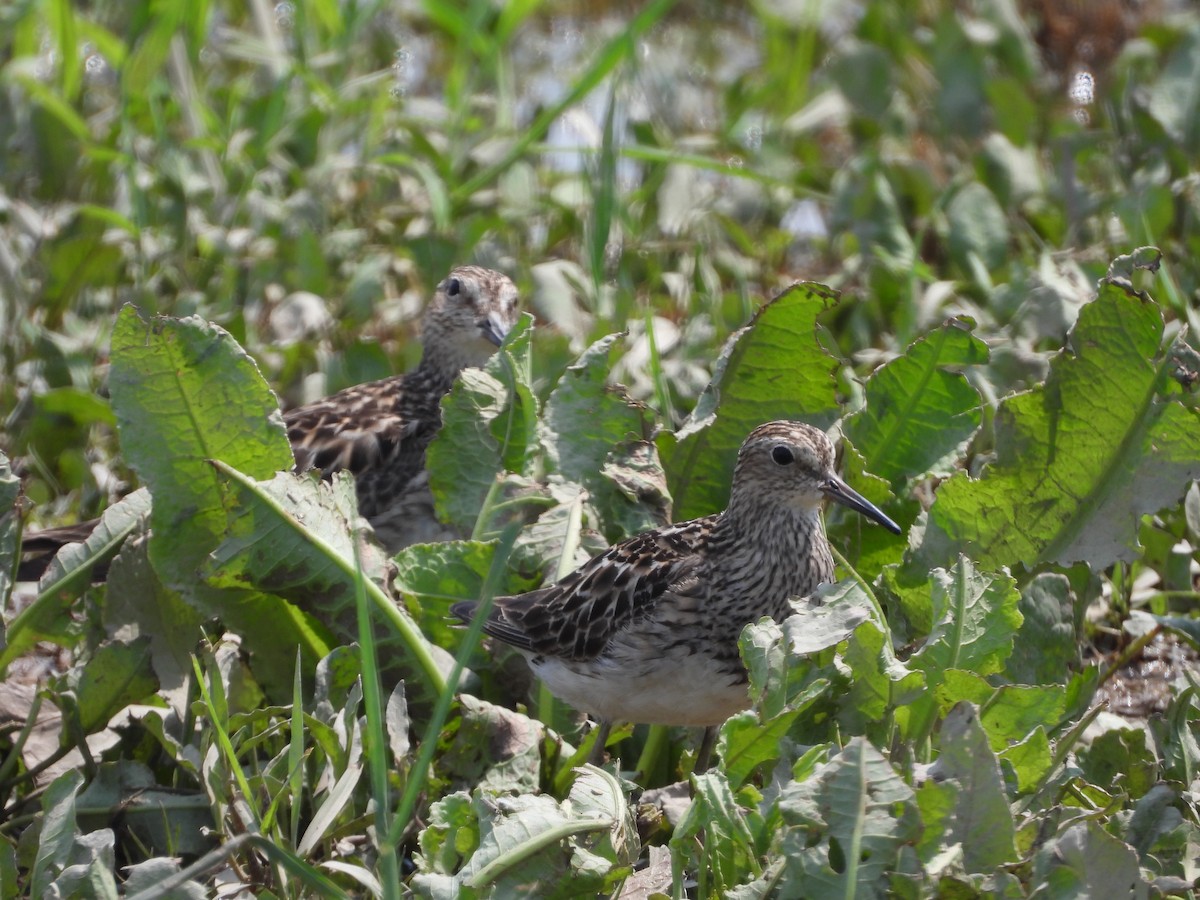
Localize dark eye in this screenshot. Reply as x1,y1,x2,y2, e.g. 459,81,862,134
771,445,794,466
446,277,461,297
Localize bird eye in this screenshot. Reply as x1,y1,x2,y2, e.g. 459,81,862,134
445,277,461,297
771,445,794,466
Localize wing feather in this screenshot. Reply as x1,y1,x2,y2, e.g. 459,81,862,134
453,516,715,660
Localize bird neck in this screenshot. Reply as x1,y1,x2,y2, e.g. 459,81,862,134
711,496,835,609
410,345,470,394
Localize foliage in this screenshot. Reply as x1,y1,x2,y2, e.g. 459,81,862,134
3,1,1200,897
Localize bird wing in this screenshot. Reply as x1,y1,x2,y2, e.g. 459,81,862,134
454,516,715,660
285,374,430,478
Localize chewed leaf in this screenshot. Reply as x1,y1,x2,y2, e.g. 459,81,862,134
926,267,1200,569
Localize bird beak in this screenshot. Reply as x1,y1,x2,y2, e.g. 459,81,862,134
822,475,902,534
479,312,511,347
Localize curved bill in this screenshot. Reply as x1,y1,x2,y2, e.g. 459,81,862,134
479,312,511,347
822,474,902,534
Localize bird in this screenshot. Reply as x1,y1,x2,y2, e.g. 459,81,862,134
17,265,520,576
285,265,519,550
451,420,902,768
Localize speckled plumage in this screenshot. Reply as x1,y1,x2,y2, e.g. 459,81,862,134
452,421,901,730
286,266,520,550
18,266,520,576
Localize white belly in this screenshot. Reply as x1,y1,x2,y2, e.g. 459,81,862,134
530,651,750,727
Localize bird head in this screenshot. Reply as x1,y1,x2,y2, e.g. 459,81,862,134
421,266,521,370
731,421,901,533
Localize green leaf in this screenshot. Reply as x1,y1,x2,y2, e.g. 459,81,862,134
926,258,1200,569
1078,726,1159,801
1146,24,1200,152
102,533,203,718
946,181,1009,273
30,769,85,899
417,792,478,877
428,316,539,533
1007,573,1079,685
911,558,1022,678
998,726,1053,795
541,333,660,540
63,636,158,734
392,539,506,650
932,703,1018,872
671,770,761,896
718,708,804,791
660,282,842,520
827,39,893,121
2,489,153,674
844,318,987,484
1032,822,1148,899
205,465,447,699
739,618,787,720
107,305,293,591
898,557,1021,742
776,737,919,896
413,787,618,899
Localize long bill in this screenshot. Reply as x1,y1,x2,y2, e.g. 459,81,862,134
822,474,902,534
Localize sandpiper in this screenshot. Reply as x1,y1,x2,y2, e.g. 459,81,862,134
18,266,520,575
451,420,901,766
287,265,519,550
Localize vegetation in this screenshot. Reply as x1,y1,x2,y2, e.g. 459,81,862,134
2,0,1200,896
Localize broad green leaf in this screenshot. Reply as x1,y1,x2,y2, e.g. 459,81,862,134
107,305,293,590
413,788,617,899
2,489,153,674
1007,573,1079,685
76,761,214,862
120,858,207,899
926,254,1200,569
671,771,761,896
979,684,1067,750
541,333,661,540
820,581,922,736
660,282,841,520
566,765,638,870
718,707,805,792
830,162,917,269
61,636,157,734
844,318,987,484
1032,822,1148,899
998,726,1053,795
911,558,1022,679
1124,784,1186,862
428,316,539,533
103,533,202,719
30,769,85,899
898,558,1021,742
946,181,1009,273
827,39,893,121
1078,727,1158,801
839,612,924,737
739,618,787,719
417,792,479,877
931,703,1018,872
914,779,958,865
438,695,543,797
1146,24,1200,151
205,465,446,698
392,539,506,649
776,737,919,897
